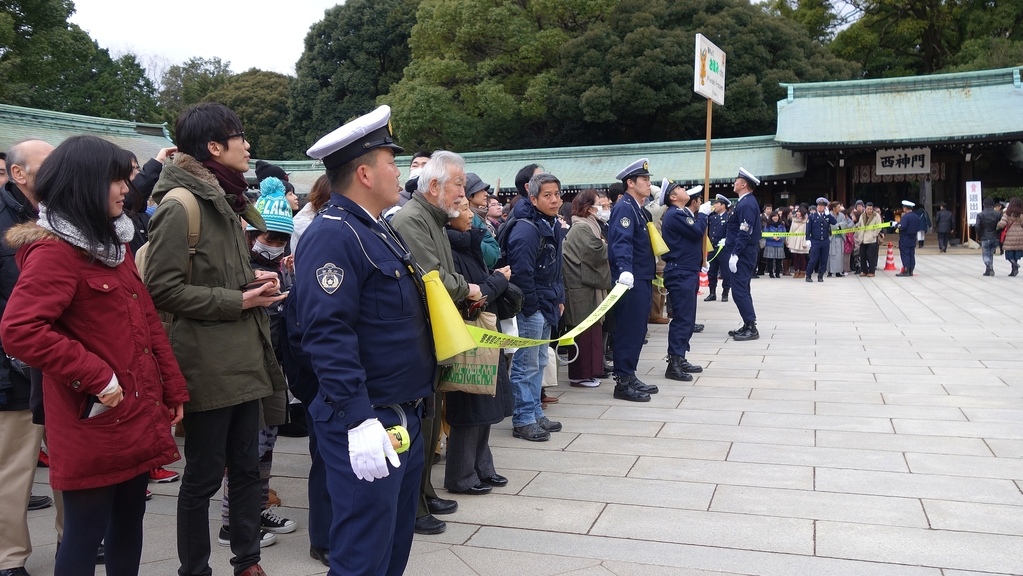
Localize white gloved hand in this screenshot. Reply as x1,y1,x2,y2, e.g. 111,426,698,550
348,418,400,482
698,201,713,215
805,240,811,249
728,254,739,274
717,238,725,247
617,271,634,289
701,265,709,274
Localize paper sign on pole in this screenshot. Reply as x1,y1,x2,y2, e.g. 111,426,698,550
966,181,983,225
694,34,726,106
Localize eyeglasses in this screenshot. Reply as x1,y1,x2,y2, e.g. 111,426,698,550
220,132,246,142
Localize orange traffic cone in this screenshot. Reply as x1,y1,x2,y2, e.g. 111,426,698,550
883,242,896,271
698,270,709,295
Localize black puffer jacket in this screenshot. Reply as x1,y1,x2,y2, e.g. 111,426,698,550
0,183,38,411
445,227,513,426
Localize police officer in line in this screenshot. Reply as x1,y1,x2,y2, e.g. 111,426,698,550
725,168,763,341
284,105,434,576
804,197,837,282
704,194,732,302
607,158,660,402
896,199,920,276
660,179,713,381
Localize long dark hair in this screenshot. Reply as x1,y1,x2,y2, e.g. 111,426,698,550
34,135,132,254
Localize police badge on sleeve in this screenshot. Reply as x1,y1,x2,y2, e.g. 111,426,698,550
739,221,750,232
316,263,344,294
620,217,631,228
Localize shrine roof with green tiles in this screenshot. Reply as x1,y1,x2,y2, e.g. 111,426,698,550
775,66,1023,150
0,104,173,158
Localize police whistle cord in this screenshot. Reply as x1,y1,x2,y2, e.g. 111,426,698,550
464,283,630,349
764,221,896,238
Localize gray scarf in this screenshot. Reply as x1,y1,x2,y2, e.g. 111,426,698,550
37,204,136,267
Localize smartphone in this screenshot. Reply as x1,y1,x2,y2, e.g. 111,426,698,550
241,277,276,291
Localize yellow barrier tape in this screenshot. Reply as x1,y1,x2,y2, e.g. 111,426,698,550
465,283,629,349
765,221,895,238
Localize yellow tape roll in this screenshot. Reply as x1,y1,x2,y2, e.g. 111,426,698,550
422,270,476,362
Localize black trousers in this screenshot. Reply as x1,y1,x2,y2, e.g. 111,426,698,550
177,401,262,576
416,390,443,518
56,473,148,576
860,242,879,274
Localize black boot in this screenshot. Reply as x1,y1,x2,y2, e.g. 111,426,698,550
704,291,716,302
897,267,914,277
721,288,729,302
984,266,994,277
1012,263,1019,277
665,355,694,381
728,323,747,337
733,322,760,341
613,375,651,402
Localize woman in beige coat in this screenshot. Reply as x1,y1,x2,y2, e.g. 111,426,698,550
786,205,810,278
997,197,1023,276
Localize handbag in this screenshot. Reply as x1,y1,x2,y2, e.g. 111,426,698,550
1000,221,1012,243
496,282,524,320
437,311,500,396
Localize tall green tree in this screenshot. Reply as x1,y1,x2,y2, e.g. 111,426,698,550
204,69,295,160
385,0,858,151
157,57,233,129
289,0,420,156
768,0,844,43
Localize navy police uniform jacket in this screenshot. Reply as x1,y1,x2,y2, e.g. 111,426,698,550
285,193,435,427
707,210,729,247
662,206,708,271
897,211,921,247
608,194,656,280
724,194,762,257
506,199,564,327
806,211,837,242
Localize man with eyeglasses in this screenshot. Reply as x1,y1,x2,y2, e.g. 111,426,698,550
144,103,287,576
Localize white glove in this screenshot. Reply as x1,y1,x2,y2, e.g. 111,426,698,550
617,271,634,289
805,240,811,249
728,254,738,274
348,418,400,482
701,265,709,274
717,238,725,247
698,201,713,215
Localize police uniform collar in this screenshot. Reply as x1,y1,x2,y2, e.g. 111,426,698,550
331,194,379,225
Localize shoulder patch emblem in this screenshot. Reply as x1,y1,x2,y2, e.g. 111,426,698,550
316,263,344,294
620,217,631,228
739,221,750,232
686,217,695,225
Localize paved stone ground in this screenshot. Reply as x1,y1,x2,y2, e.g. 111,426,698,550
24,249,1023,575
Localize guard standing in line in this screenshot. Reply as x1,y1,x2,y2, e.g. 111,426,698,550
661,180,712,381
725,168,762,341
607,158,659,402
284,105,434,576
704,194,731,302
805,197,837,282
896,199,920,276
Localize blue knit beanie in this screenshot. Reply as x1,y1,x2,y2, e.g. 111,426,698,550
248,177,294,234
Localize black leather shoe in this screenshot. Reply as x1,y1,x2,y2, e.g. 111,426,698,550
481,474,508,487
693,323,704,333
310,546,329,567
28,495,52,511
0,568,30,576
629,376,658,394
733,324,760,341
817,276,824,282
414,515,446,535
426,497,457,515
704,293,716,301
678,359,703,373
613,385,650,402
721,292,729,302
805,275,813,282
449,483,492,495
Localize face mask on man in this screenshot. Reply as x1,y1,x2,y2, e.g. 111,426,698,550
596,208,611,222
254,239,286,261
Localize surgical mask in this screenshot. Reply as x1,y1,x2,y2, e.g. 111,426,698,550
254,239,286,261
596,208,611,222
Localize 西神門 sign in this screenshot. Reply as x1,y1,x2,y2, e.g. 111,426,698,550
876,148,931,175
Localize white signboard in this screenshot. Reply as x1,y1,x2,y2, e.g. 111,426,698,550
694,34,726,106
876,148,931,175
966,181,983,225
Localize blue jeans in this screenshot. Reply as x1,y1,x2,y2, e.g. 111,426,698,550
510,311,550,428
982,239,998,268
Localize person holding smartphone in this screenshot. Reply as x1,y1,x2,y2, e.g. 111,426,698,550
0,135,189,576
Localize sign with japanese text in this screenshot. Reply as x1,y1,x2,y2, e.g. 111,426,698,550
966,181,983,225
694,34,726,106
876,148,931,175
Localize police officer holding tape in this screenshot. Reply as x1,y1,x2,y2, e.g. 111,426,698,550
285,105,434,576
725,168,762,341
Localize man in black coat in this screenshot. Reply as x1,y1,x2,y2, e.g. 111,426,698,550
975,198,1002,276
934,203,954,253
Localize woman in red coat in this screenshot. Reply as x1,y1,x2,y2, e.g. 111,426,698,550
0,135,188,576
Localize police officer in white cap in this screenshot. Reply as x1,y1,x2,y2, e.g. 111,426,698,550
725,167,762,341
805,196,837,282
896,200,920,276
284,105,434,575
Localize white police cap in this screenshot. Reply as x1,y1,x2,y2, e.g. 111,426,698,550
616,158,651,181
307,105,404,170
902,200,915,207
737,167,760,188
816,197,829,205
659,178,678,206
713,193,731,207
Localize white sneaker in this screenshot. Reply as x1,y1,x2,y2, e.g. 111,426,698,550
260,507,297,534
569,378,600,388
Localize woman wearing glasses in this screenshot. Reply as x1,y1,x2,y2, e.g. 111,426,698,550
0,135,188,576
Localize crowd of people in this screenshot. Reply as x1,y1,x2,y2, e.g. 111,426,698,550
0,100,1001,576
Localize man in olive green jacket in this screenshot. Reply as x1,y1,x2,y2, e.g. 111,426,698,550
144,103,286,576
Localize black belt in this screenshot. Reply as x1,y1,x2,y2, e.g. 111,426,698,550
373,398,423,410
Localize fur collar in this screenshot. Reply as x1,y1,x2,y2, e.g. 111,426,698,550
172,153,223,193
5,222,59,249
